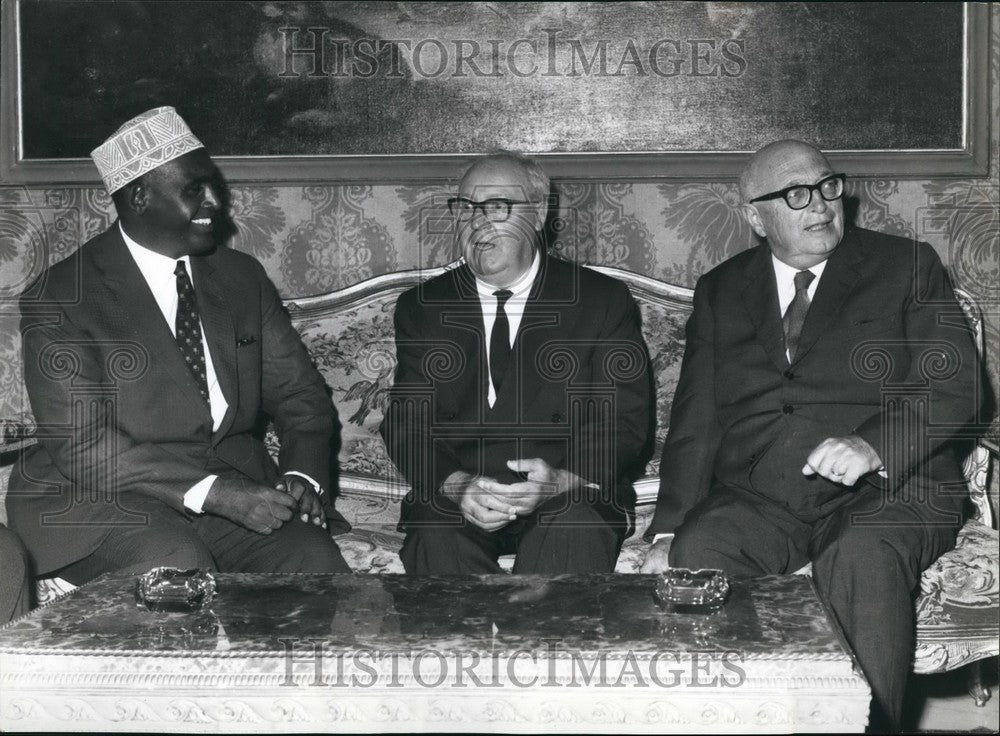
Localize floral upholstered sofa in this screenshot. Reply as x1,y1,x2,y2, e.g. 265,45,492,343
0,261,996,702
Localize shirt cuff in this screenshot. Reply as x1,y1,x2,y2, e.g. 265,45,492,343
183,475,218,514
283,471,324,496
652,533,675,544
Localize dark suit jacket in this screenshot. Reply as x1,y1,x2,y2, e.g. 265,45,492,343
7,224,345,575
381,255,653,525
647,227,982,537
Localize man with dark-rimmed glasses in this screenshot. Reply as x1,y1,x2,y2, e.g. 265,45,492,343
641,140,986,731
381,151,653,575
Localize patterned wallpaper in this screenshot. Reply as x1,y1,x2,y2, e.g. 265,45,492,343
1,21,997,431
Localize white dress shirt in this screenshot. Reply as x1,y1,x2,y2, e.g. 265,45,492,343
474,251,541,407
120,225,228,513
771,254,827,311
120,225,321,512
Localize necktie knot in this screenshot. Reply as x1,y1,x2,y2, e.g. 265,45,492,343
493,289,513,307
174,260,187,278
793,269,815,293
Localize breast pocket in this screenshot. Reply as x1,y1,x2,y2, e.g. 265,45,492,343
825,313,901,342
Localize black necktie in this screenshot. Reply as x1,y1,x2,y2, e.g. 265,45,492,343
490,289,513,394
783,269,815,362
174,261,210,407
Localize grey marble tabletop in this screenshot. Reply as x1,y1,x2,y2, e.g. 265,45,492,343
0,573,850,663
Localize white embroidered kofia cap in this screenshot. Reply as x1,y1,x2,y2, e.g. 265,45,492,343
90,106,204,194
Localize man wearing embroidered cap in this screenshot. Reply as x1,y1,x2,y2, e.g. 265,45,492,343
641,139,988,730
8,107,350,583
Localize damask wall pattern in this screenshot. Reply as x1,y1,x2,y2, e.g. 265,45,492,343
0,20,997,431
1,174,996,422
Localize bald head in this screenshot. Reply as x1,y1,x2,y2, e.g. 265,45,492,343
739,140,832,202
737,139,846,269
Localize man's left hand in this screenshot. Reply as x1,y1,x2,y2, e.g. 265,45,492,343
802,435,882,487
474,458,580,516
276,474,327,529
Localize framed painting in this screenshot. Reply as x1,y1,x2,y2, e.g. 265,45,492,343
0,1,990,183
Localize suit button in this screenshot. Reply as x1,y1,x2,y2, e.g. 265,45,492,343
783,370,795,380
782,405,794,414
551,413,563,422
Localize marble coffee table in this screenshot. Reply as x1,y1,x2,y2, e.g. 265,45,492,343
0,573,870,733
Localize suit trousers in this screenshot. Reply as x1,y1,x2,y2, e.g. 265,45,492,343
56,498,349,585
401,492,627,574
669,482,963,732
0,524,31,623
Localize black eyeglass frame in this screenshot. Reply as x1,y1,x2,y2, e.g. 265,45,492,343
747,174,847,210
447,197,535,223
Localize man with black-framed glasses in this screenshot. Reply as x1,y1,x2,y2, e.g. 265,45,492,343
641,139,987,731
382,151,653,575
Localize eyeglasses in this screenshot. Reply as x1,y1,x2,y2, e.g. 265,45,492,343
748,174,846,210
447,197,533,223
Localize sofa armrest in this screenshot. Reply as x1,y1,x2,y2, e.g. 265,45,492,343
968,433,998,529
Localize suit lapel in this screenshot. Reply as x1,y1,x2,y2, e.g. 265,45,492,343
791,230,864,366
513,258,564,411
740,245,789,371
96,230,213,421
435,268,488,415
190,257,239,441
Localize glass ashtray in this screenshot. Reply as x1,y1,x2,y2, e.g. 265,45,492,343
654,568,730,613
135,567,216,612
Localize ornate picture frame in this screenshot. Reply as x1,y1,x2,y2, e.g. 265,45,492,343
0,1,990,184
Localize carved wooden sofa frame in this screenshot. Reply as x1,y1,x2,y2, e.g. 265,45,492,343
2,262,996,704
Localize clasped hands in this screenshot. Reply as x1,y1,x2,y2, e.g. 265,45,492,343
203,473,326,535
443,458,578,532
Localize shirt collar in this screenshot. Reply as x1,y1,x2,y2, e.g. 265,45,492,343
771,253,828,284
474,250,541,299
120,222,190,286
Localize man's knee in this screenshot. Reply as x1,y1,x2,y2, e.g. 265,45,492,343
514,503,622,574
0,526,30,622
401,523,471,560
0,526,30,607
669,515,719,569
812,525,923,589
400,523,501,574
261,523,350,573
0,526,29,578
144,525,216,571
533,498,609,526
